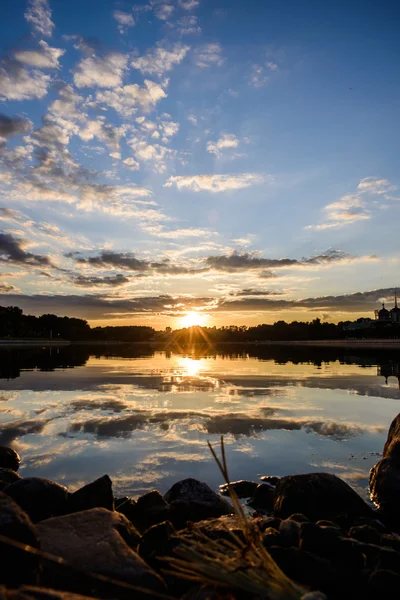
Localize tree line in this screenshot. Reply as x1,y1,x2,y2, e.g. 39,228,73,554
1,305,399,342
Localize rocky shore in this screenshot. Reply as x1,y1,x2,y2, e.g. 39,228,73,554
1,414,400,600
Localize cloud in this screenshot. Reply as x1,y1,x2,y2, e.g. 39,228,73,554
127,137,176,173
14,41,65,69
76,183,153,212
306,176,398,230
25,0,54,38
164,173,266,192
96,80,167,117
0,232,51,266
180,0,200,9
230,288,283,297
74,53,128,88
113,10,135,34
0,282,17,293
207,133,239,157
0,114,32,138
72,274,131,288
0,59,51,101
131,43,190,77
176,16,201,35
78,119,127,154
249,64,270,88
194,43,224,68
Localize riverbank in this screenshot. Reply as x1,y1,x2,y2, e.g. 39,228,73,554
1,414,400,599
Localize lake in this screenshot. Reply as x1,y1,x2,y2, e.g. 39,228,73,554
0,344,399,500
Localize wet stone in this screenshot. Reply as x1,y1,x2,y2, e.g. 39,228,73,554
279,518,301,547
0,447,21,472
219,480,259,498
288,513,310,523
68,475,114,513
262,527,281,548
259,476,280,486
4,477,69,523
367,569,400,599
348,524,381,545
0,491,40,585
247,483,275,511
0,468,21,490
164,478,232,522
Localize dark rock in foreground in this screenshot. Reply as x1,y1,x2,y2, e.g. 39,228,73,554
0,468,21,491
68,475,114,514
274,472,374,523
1,586,98,600
0,447,21,472
219,480,259,498
370,413,400,521
164,478,232,521
37,508,164,597
0,492,40,585
4,478,69,523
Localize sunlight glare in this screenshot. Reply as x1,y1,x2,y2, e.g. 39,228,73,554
179,357,203,377
179,311,208,328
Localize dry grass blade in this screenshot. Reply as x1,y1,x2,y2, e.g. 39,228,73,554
164,436,306,600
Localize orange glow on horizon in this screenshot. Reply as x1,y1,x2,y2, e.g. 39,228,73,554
179,311,209,328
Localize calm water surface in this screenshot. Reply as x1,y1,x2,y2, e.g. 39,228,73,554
1,345,399,499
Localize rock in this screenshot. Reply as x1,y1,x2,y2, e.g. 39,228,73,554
136,490,170,527
180,586,232,599
164,479,232,522
138,520,177,566
2,586,98,600
0,491,40,585
380,534,400,552
315,520,342,529
352,517,388,533
247,483,274,511
348,525,381,545
0,447,21,472
288,513,309,523
186,515,245,544
301,594,328,600
4,478,69,523
68,476,113,513
0,468,22,490
377,547,400,573
268,546,335,591
259,516,281,531
259,476,280,486
279,519,301,547
37,508,164,596
300,522,342,559
219,480,259,498
367,569,400,599
115,497,138,524
370,413,400,520
274,472,374,522
262,527,281,548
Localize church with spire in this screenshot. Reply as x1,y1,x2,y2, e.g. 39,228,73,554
375,290,400,322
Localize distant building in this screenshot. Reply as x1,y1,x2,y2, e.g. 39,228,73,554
375,290,400,323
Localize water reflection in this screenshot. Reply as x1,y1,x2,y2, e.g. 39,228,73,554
0,344,399,497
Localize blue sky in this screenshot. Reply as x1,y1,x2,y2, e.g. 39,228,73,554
0,0,399,328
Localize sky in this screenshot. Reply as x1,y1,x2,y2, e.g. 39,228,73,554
0,0,399,329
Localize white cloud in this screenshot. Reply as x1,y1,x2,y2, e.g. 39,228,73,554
25,0,54,38
305,176,399,231
0,62,50,101
194,43,224,68
179,0,200,9
96,80,167,117
266,61,279,71
249,64,269,88
78,119,127,153
77,184,153,212
176,16,201,35
154,2,174,20
113,10,135,34
131,43,190,77
74,53,128,88
164,173,266,192
14,41,64,69
123,157,140,170
207,133,240,157
144,225,213,238
128,138,176,173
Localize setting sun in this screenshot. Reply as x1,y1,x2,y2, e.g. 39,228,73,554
179,311,208,328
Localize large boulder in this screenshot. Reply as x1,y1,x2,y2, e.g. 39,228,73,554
0,468,21,491
370,413,400,518
0,447,21,472
4,478,69,523
36,508,164,597
0,491,40,585
68,475,114,513
273,472,374,523
164,478,232,522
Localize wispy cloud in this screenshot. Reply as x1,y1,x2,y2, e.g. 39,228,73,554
207,133,240,157
74,53,128,88
164,173,266,192
25,0,54,38
306,176,398,230
113,10,135,34
131,43,190,77
0,59,51,101
194,43,224,68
